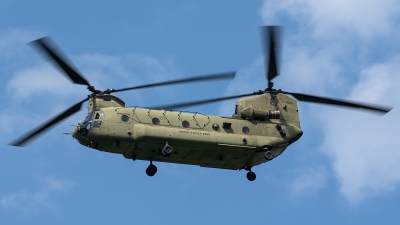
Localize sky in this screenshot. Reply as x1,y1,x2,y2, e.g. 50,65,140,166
1,0,400,224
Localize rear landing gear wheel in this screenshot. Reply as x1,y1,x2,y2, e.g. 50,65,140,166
246,171,256,181
146,162,157,177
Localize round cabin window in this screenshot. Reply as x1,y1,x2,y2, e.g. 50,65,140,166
121,115,129,122
212,123,219,131
152,117,160,125
242,126,250,134
182,120,190,128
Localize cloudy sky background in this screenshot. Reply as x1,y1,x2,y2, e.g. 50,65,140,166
1,1,400,224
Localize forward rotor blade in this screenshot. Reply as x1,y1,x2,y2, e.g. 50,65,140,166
151,93,256,110
109,71,236,93
260,26,281,85
10,97,89,147
31,37,91,87
282,91,392,114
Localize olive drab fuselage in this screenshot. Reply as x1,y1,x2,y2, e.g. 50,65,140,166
72,93,303,170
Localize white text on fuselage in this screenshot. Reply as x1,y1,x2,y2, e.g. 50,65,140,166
179,130,210,136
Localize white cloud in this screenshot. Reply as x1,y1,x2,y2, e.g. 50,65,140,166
1,177,76,214
6,51,181,101
261,0,400,39
7,64,85,99
350,56,399,102
280,45,344,94
288,166,327,196
76,53,179,89
321,56,400,204
1,26,181,102
259,0,400,203
0,29,42,60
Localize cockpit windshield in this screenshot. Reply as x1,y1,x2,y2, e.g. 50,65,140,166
77,111,94,137
83,111,94,123
77,111,104,137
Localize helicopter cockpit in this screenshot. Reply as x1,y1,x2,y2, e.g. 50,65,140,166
77,111,93,137
77,110,104,137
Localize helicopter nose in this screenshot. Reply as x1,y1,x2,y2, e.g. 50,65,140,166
71,126,78,139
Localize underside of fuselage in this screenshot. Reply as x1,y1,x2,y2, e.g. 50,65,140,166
73,124,296,170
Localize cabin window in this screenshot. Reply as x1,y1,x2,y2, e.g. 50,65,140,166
121,115,129,122
242,126,250,134
212,123,219,131
152,118,160,125
182,120,190,128
223,122,231,129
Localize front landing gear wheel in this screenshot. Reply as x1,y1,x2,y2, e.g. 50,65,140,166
146,163,157,177
246,171,256,181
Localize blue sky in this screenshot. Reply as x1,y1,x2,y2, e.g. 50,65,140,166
1,1,400,224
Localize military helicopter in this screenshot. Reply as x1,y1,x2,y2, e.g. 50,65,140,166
10,26,392,181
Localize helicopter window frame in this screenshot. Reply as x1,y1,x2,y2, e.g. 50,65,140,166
121,115,129,123
242,126,250,134
152,117,160,125
182,120,190,128
94,111,104,120
212,123,220,131
223,122,231,129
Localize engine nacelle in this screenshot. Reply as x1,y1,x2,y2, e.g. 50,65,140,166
241,105,280,120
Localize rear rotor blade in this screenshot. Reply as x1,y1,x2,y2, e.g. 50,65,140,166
151,93,256,110
31,37,92,88
260,26,281,86
10,97,89,146
282,91,392,114
109,71,236,93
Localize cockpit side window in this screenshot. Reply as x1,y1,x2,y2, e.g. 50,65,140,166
92,111,104,129
94,111,104,120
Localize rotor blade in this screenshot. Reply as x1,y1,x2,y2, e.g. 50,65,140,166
260,26,281,85
10,97,89,147
31,37,91,87
282,91,392,114
151,93,256,110
109,71,236,93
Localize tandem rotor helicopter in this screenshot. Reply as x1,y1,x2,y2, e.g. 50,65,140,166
10,26,392,181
